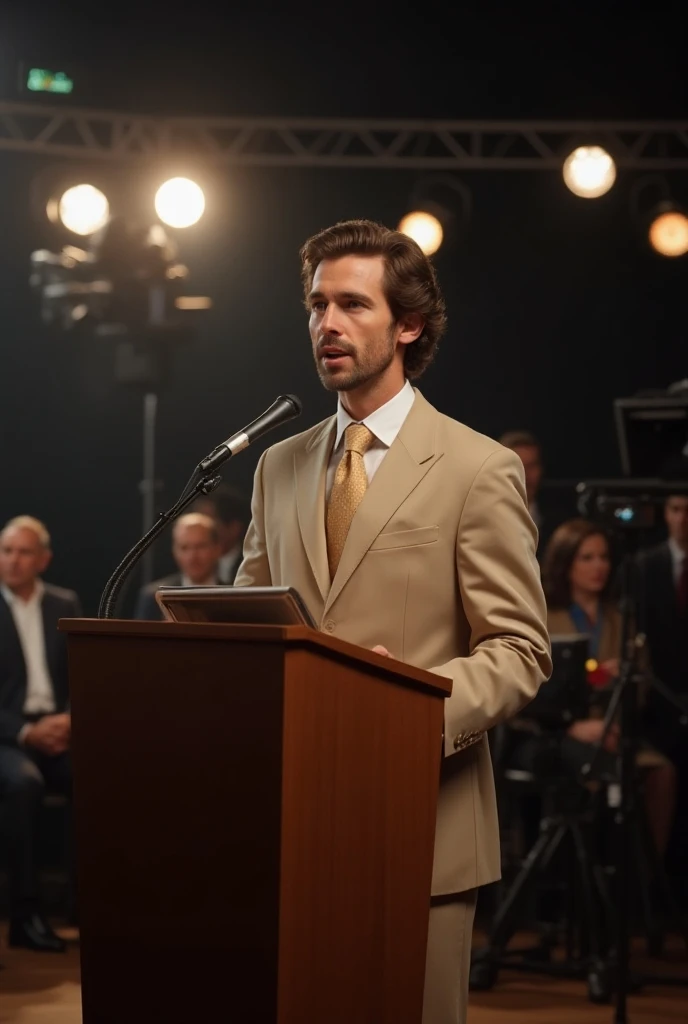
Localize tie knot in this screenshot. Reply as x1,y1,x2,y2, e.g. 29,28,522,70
344,423,375,456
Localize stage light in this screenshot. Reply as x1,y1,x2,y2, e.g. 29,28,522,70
398,211,444,255
648,205,688,258
175,296,213,309
48,184,110,236
154,178,205,228
562,146,616,198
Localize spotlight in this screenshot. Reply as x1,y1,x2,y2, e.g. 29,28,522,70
563,146,616,198
648,204,688,258
398,210,444,255
154,177,205,228
629,176,688,258
398,175,471,256
48,183,110,236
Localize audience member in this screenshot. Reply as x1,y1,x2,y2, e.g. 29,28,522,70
134,513,223,620
543,518,675,858
189,483,250,585
0,516,81,952
636,475,688,899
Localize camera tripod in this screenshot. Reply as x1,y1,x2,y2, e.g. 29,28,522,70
581,573,688,1023
469,719,675,1002
470,737,614,1000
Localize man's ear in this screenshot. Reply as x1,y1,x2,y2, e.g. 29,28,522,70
38,548,52,575
396,312,424,347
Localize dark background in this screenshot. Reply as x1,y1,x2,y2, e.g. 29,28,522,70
0,2,686,612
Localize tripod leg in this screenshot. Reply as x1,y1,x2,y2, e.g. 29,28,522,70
571,820,612,1003
470,821,566,991
632,790,664,956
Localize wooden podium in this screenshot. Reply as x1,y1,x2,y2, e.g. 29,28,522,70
60,619,451,1024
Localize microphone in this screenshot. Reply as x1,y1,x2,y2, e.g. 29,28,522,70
98,393,303,619
197,394,302,475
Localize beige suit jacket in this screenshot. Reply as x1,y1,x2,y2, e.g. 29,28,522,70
235,389,552,894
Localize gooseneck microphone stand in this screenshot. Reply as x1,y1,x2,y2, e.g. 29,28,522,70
98,392,303,619
98,471,222,619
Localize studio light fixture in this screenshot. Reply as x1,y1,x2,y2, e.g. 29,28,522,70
630,175,688,258
562,145,617,199
398,175,471,256
154,177,206,229
47,183,110,236
648,203,688,258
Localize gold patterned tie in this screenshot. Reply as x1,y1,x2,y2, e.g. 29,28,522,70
326,423,375,578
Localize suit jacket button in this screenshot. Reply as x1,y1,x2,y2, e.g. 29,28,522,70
323,619,335,633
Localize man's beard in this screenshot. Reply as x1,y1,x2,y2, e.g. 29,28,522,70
315,327,396,393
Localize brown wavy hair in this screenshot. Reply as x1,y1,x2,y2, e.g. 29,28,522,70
542,518,613,610
300,219,447,380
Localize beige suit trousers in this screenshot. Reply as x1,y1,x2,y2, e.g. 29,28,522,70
422,889,477,1024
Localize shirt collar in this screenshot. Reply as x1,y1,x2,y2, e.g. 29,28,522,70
1,579,45,607
668,537,687,567
334,379,415,451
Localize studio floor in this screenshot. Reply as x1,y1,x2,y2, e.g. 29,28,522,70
0,924,686,1023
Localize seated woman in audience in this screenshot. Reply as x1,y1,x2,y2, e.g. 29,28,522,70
543,518,676,858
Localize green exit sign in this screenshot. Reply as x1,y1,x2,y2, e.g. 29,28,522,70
26,68,74,94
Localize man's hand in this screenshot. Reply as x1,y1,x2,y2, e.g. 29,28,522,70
567,717,619,753
23,713,71,756
372,645,392,658
601,658,620,678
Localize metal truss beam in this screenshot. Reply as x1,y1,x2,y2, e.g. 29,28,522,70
1,101,687,169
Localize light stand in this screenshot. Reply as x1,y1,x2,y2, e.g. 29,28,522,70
30,219,209,589
140,392,158,586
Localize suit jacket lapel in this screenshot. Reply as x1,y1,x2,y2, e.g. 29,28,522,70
295,417,336,603
656,544,680,619
41,590,59,689
0,593,25,673
324,391,443,614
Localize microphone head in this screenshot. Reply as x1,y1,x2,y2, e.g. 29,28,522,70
279,394,302,415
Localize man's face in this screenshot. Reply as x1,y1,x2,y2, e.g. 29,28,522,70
0,527,51,591
308,255,401,393
512,444,543,503
665,496,688,546
172,525,221,584
192,499,240,554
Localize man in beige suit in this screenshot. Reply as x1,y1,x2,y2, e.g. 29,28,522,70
235,219,551,1023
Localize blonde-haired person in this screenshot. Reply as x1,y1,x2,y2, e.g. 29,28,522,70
134,512,224,620
0,515,82,951
543,518,676,858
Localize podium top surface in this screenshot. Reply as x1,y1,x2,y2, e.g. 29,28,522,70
59,619,452,698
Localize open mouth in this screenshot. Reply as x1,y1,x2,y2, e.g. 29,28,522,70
320,347,351,367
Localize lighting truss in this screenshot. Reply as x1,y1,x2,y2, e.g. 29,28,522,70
1,101,687,169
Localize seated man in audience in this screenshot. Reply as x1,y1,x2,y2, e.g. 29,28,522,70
636,481,688,901
0,515,82,952
189,483,250,585
134,512,224,620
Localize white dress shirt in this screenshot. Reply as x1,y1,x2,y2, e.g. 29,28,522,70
668,537,687,587
1,581,56,714
326,380,416,499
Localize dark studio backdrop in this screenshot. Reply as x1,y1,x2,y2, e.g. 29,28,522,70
0,4,686,614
